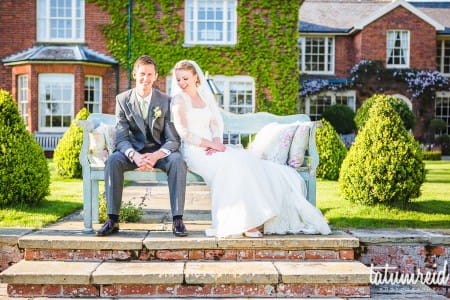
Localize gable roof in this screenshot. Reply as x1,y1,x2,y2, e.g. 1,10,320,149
300,0,449,34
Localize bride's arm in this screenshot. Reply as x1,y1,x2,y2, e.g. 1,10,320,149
171,95,224,151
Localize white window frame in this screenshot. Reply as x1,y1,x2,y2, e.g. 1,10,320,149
212,75,255,114
437,39,450,76
435,91,450,135
305,90,356,121
165,74,255,114
17,75,29,126
84,75,102,113
386,30,410,68
37,0,85,43
184,0,237,46
38,74,74,133
299,36,335,75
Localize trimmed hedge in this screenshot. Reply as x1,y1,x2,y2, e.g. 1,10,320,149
316,119,348,180
321,104,356,134
422,151,441,160
0,90,50,206
53,108,90,178
355,94,416,130
339,95,425,206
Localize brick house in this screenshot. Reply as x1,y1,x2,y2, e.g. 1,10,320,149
299,0,450,140
1,0,283,150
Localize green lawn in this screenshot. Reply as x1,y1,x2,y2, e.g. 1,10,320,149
0,160,83,228
0,160,449,229
318,160,450,229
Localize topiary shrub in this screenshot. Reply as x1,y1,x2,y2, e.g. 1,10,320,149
355,94,416,130
321,104,356,134
316,119,348,180
53,108,90,178
339,95,425,206
0,89,50,206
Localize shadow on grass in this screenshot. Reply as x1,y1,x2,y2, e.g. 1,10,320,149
2,199,82,215
328,216,449,229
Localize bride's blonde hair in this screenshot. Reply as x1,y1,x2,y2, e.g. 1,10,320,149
174,60,200,85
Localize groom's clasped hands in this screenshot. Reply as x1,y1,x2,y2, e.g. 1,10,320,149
135,151,166,171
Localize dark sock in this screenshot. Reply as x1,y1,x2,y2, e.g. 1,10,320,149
173,215,183,221
108,214,119,223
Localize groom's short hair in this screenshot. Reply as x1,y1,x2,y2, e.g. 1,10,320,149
133,55,158,73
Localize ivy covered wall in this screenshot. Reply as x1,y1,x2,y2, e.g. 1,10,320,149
88,0,302,115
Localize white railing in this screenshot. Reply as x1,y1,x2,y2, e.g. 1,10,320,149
34,133,63,151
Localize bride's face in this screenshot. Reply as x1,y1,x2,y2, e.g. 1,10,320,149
175,69,198,93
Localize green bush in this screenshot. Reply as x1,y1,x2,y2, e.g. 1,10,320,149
98,193,144,223
355,94,416,130
0,89,50,206
53,108,90,178
422,151,441,160
316,119,348,180
321,104,356,134
339,95,425,206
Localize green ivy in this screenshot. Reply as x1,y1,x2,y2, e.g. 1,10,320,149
87,0,300,115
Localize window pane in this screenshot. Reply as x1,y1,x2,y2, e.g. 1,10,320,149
387,31,409,67
84,76,101,113
39,74,74,131
185,0,236,44
435,94,450,135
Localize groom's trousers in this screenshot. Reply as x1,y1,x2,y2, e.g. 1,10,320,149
104,150,187,217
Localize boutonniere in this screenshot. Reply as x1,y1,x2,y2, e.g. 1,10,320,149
153,106,162,118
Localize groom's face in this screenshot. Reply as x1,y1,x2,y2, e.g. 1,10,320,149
134,63,158,96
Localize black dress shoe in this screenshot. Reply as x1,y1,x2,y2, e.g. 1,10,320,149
172,218,188,237
96,219,119,236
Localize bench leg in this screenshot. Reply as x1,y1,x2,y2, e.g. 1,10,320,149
91,180,99,224
308,174,317,207
82,173,94,233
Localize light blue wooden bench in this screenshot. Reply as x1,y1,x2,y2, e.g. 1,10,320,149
78,111,320,232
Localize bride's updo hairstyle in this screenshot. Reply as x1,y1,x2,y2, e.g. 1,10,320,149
174,60,200,85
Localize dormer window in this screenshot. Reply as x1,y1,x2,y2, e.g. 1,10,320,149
37,0,85,43
386,30,409,68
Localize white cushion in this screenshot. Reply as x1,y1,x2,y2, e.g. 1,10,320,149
288,123,312,169
248,122,299,165
87,123,116,166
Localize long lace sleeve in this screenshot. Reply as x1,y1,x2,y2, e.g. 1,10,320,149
208,97,224,142
171,94,203,146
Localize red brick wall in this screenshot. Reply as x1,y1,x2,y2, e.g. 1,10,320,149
335,36,355,78
0,0,36,93
359,6,436,70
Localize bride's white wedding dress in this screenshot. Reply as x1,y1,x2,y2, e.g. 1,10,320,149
171,92,331,238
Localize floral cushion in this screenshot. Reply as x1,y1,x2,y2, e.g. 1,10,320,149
288,123,312,169
248,122,299,165
87,123,116,166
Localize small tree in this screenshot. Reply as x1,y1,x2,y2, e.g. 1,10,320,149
355,94,416,131
0,90,50,206
321,104,356,134
339,95,425,206
53,108,90,178
316,119,348,180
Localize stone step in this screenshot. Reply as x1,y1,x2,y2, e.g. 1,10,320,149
19,229,358,262
0,260,371,298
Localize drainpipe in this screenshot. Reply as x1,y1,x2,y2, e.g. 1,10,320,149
127,0,132,89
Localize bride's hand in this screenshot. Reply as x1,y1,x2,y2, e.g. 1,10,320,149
211,141,226,152
205,148,218,155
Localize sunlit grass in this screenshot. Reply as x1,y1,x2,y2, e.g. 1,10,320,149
0,160,83,228
318,160,450,229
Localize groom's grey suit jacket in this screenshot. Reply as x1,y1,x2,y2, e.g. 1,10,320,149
114,88,180,154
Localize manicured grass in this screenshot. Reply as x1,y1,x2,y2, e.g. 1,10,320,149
0,160,83,228
318,160,450,229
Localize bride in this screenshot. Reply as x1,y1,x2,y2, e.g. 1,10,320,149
170,60,331,238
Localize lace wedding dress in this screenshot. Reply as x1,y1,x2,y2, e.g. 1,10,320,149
171,92,331,238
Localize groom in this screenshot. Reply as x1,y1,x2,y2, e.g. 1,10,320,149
97,55,188,237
